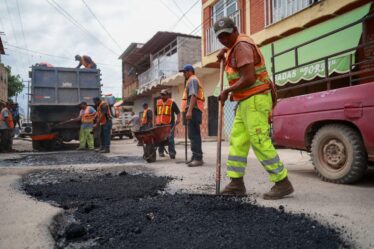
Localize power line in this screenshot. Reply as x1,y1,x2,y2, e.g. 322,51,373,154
15,0,32,66
159,0,193,29
170,0,200,30
5,43,119,67
172,0,195,28
81,0,123,51
146,0,241,71
45,0,119,56
3,0,24,74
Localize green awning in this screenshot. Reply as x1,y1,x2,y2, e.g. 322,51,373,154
214,3,371,95
260,2,372,86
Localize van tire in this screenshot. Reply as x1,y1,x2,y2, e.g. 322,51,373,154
311,124,367,184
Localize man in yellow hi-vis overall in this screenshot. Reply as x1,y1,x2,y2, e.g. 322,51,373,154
215,17,294,199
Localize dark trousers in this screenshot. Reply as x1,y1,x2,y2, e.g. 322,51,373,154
14,118,21,129
188,109,203,161
158,125,176,156
100,120,112,149
0,129,13,152
140,123,152,131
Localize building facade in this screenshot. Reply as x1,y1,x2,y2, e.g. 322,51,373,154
201,0,373,137
119,32,220,139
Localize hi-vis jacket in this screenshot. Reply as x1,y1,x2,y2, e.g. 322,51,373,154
156,98,173,125
181,75,205,112
225,34,272,101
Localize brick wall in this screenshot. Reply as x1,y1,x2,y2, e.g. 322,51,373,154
177,37,202,69
174,107,209,139
122,62,138,99
250,0,265,34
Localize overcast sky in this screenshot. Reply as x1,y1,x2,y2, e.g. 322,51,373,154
0,0,201,115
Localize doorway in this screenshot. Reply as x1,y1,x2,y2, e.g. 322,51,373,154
208,96,218,136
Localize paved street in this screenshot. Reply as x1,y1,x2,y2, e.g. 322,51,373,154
0,138,373,248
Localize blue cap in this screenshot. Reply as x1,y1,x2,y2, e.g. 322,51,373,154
142,102,148,106
93,96,101,102
179,64,195,73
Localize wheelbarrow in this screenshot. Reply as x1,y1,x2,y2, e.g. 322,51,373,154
134,125,173,163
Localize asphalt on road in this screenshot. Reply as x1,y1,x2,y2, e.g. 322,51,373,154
1,138,374,248
22,168,349,249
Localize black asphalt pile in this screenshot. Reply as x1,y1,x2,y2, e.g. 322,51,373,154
22,170,351,249
0,151,140,167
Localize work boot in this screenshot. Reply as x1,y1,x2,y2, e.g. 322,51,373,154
221,177,246,196
169,154,176,159
76,147,85,151
95,148,103,152
159,153,165,157
99,148,110,153
187,160,204,167
263,177,294,200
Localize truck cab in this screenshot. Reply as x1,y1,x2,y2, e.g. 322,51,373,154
271,10,374,183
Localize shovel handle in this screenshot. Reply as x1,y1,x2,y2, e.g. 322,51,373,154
216,60,225,195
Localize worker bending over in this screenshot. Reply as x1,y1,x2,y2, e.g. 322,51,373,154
75,55,97,69
72,101,96,150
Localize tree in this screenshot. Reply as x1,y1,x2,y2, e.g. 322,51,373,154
6,66,24,98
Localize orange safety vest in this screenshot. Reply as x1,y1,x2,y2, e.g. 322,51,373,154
141,108,150,125
181,75,205,112
81,106,96,124
225,34,272,102
0,108,14,129
97,101,110,125
156,98,173,125
81,55,95,69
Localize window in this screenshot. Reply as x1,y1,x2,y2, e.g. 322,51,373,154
212,0,238,24
206,0,241,55
265,0,320,26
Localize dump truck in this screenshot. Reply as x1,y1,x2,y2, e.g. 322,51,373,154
30,66,101,150
271,10,374,183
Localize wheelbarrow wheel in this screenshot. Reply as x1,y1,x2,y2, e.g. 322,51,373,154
144,144,156,163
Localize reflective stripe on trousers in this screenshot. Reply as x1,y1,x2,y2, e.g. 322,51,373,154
226,93,287,182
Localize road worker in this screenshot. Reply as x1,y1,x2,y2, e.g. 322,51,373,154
140,103,153,131
180,64,205,167
155,89,181,159
93,97,112,153
0,102,14,152
75,55,97,69
215,17,294,199
71,101,96,150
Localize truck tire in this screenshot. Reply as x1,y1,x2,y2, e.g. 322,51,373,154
32,140,42,151
32,140,56,151
311,124,367,184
